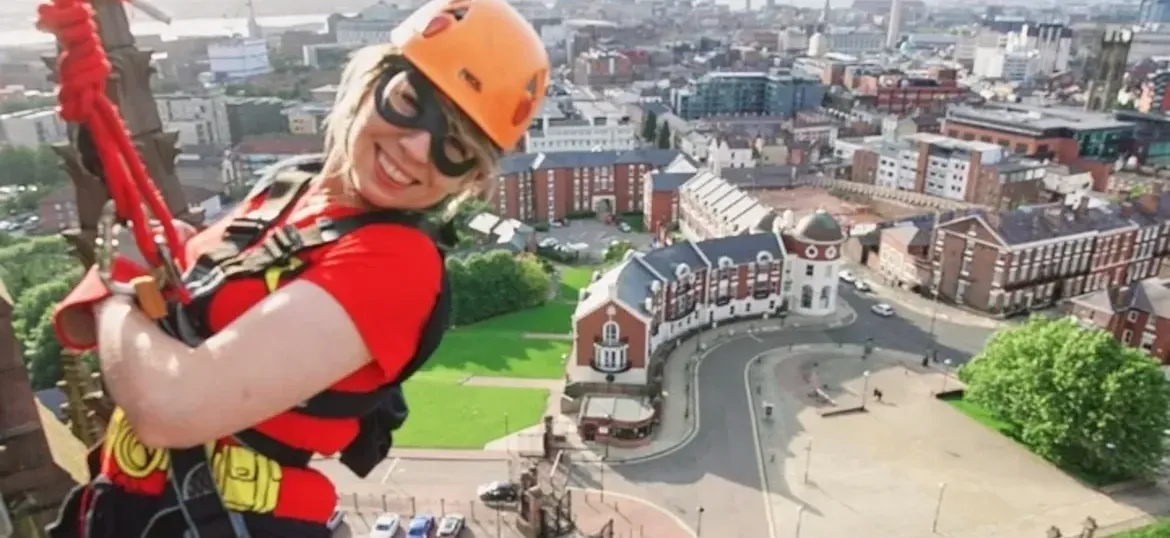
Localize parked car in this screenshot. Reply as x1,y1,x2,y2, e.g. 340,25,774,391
370,513,402,538
853,279,871,292
838,270,856,283
538,237,559,249
407,514,435,538
326,507,345,531
437,514,466,537
871,303,895,317
477,481,519,503
617,221,631,232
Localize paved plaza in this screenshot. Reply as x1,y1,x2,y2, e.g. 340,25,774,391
750,345,1170,538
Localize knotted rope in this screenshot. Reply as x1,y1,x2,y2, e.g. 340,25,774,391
37,0,190,302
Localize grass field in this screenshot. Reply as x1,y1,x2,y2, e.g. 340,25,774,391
420,331,570,380
559,265,597,301
395,378,549,448
398,266,594,447
466,301,576,334
1113,520,1170,538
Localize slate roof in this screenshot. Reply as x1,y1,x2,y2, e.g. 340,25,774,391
497,149,686,175
882,225,932,247
649,172,696,193
1069,278,1170,319
988,203,1135,246
578,232,786,318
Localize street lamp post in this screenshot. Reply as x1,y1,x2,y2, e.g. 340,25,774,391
696,506,705,537
795,505,805,538
861,371,871,410
932,482,947,532
803,440,813,484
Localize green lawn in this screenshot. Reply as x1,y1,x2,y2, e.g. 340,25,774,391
421,331,570,380
1113,520,1170,538
559,265,597,301
395,378,549,448
944,397,1015,437
467,301,575,334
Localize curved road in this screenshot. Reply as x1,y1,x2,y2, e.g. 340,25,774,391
324,288,1000,536
593,288,997,537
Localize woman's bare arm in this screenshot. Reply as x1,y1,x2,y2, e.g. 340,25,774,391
97,280,372,448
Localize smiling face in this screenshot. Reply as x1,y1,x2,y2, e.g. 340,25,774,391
344,69,484,210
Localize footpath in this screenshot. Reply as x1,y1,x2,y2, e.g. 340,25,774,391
569,303,858,464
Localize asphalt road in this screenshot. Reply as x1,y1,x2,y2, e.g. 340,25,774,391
317,286,998,536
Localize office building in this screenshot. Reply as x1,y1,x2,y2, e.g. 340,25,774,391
669,72,827,120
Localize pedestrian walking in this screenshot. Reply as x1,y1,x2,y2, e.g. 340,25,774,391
873,388,884,403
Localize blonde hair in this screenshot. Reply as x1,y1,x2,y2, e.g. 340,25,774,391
322,44,502,218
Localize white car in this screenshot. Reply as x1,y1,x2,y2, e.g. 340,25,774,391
617,222,632,232
871,303,895,317
437,514,466,537
370,513,401,538
538,237,559,248
853,279,871,292
838,270,856,283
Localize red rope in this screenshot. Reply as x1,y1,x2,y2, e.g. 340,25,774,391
37,0,191,303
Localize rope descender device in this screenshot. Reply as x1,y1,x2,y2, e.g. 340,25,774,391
37,0,190,318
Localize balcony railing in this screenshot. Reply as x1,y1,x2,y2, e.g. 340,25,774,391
592,336,630,374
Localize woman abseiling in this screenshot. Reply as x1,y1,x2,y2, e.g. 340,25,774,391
46,0,549,536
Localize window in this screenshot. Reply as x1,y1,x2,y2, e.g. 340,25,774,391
1127,311,1138,322
602,321,619,344
1122,329,1133,344
805,265,814,277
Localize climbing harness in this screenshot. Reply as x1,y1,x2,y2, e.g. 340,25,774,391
47,161,455,538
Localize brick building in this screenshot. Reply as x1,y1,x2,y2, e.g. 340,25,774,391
834,132,1047,210
942,104,1136,190
1066,278,1170,364
569,211,846,444
494,149,696,223
927,191,1170,316
847,68,966,114
571,50,635,87
643,172,694,236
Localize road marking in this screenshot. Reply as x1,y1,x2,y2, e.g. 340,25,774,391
565,487,697,538
745,352,779,538
380,457,400,484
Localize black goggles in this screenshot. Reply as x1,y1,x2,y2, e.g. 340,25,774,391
373,67,480,178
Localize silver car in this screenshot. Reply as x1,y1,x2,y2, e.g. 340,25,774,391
437,514,466,537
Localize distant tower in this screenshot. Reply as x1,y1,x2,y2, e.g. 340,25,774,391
885,0,903,49
808,32,829,57
245,0,263,39
819,0,831,28
1086,29,1133,112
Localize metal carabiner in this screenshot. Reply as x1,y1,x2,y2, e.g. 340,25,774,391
93,200,172,320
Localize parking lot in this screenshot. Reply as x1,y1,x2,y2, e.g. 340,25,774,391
539,218,655,259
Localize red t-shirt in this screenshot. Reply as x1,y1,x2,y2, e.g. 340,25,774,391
99,180,442,523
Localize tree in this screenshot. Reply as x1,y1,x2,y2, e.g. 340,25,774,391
0,235,77,300
656,123,672,149
641,110,658,143
604,240,634,263
446,251,550,326
958,316,1170,481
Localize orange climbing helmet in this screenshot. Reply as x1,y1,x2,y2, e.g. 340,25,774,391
392,0,550,151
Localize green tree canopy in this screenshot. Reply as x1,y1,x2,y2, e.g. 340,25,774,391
0,235,77,299
603,240,634,263
641,110,658,142
446,251,550,326
656,123,672,149
959,316,1170,481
